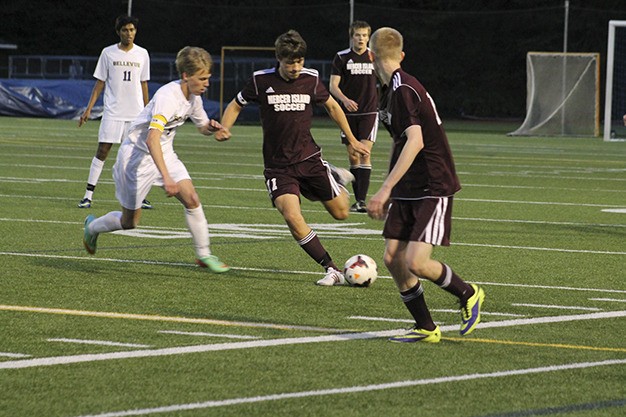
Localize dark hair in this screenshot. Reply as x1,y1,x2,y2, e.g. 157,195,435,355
349,20,371,37
275,30,307,61
115,15,139,32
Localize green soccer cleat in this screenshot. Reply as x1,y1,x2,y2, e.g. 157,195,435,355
460,284,485,336
195,255,230,273
83,215,98,255
388,326,441,343
77,198,92,208
141,199,153,209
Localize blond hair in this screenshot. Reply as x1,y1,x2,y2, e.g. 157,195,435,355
369,27,403,61
176,46,213,78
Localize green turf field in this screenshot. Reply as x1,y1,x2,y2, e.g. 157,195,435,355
0,116,624,417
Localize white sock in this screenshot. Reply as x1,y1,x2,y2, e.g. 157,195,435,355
84,157,105,199
185,205,211,258
89,211,122,234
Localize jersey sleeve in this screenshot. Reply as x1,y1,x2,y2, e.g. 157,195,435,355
235,75,258,106
93,49,108,82
393,85,422,136
140,50,150,82
330,53,343,76
189,96,210,128
314,77,330,105
148,89,176,131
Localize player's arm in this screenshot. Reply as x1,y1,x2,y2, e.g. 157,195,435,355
329,74,358,112
141,81,149,106
214,98,243,141
323,96,369,156
78,79,105,127
198,119,231,140
146,115,178,197
368,125,423,220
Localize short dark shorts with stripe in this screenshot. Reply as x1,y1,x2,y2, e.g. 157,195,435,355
382,197,454,246
263,155,342,203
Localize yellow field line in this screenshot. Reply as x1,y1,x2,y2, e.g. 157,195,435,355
443,336,626,353
0,304,350,333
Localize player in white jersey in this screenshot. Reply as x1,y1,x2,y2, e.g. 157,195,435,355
77,15,152,209
82,46,231,273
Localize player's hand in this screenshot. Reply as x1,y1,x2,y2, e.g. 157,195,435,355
367,188,391,220
350,141,370,157
162,176,179,197
343,99,359,112
214,128,231,141
78,111,90,127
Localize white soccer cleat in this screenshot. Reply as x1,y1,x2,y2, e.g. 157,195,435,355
329,164,355,187
316,267,346,286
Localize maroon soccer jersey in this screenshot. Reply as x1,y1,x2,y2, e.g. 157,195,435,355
235,66,329,168
331,48,378,114
379,69,461,198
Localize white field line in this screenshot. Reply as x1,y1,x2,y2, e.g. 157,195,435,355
511,303,603,312
0,352,31,358
349,309,525,324
2,192,626,209
1,310,625,370
9,249,626,290
72,359,626,417
590,298,626,303
47,338,152,348
1,251,626,294
158,330,261,340
2,214,626,229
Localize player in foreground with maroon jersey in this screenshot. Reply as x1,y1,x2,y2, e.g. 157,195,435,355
216,30,369,286
367,27,485,343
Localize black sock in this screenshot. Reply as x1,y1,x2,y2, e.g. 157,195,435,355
400,283,436,331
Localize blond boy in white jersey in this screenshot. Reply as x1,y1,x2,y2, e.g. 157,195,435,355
82,46,231,273
78,15,151,209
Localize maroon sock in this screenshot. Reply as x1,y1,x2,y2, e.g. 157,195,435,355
433,263,474,303
298,230,337,270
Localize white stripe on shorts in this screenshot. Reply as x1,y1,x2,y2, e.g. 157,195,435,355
422,197,449,246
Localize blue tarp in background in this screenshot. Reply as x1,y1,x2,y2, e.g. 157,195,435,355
0,79,226,120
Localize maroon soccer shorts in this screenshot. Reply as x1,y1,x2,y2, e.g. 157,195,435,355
341,113,378,144
382,197,454,246
264,156,341,203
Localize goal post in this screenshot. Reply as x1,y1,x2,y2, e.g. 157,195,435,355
603,20,626,142
219,46,275,120
509,52,600,137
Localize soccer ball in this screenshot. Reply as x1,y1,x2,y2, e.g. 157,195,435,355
343,254,378,287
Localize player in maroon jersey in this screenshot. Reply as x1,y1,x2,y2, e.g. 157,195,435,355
217,30,369,286
367,27,485,343
330,21,378,213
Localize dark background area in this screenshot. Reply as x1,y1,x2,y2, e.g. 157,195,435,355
2,0,626,118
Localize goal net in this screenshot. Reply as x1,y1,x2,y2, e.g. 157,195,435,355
603,20,626,141
509,52,600,137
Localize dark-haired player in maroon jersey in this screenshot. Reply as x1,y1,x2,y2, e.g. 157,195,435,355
330,20,379,213
217,30,370,286
367,27,485,343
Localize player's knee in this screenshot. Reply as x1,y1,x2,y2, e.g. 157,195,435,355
330,207,349,220
407,259,430,279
